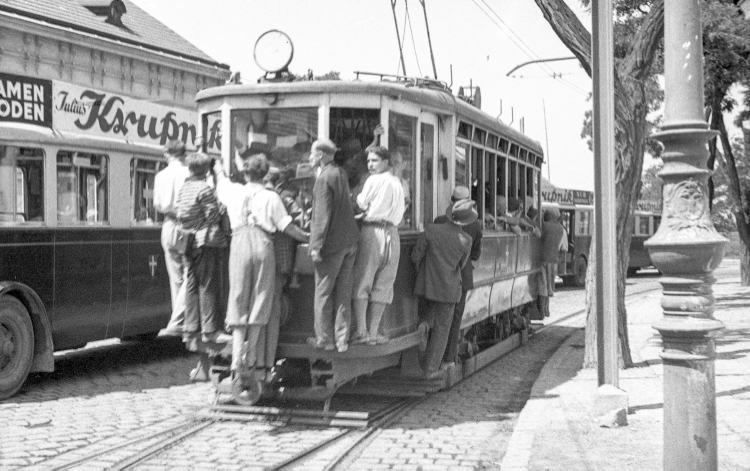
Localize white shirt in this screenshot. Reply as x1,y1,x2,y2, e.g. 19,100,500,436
153,160,189,215
356,171,406,225
216,178,291,233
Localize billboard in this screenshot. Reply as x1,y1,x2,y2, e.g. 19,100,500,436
0,72,53,127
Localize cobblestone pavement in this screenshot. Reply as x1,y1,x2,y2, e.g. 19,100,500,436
0,275,658,469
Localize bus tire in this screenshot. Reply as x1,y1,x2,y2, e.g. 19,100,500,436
573,257,587,288
0,296,35,400
627,267,638,277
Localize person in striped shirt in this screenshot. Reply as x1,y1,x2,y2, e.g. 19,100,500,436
175,152,231,344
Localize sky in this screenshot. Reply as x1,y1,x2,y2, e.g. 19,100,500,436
128,0,738,192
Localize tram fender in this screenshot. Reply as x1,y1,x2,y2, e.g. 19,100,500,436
0,282,54,373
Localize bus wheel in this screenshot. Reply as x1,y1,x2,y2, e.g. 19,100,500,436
573,257,587,288
627,267,638,277
0,297,35,400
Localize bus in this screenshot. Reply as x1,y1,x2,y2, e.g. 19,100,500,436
541,188,661,287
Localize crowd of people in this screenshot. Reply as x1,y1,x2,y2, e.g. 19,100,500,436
153,135,568,383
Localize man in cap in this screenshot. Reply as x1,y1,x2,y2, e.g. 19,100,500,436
433,186,482,368
539,207,569,317
412,198,477,379
154,140,190,336
308,139,360,352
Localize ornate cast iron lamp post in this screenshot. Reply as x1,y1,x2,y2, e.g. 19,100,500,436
645,0,727,469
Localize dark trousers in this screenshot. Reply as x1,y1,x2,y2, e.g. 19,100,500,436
421,300,455,374
184,246,224,334
313,246,357,348
443,288,468,363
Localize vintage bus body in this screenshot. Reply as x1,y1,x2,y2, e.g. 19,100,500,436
196,77,545,401
0,1,230,399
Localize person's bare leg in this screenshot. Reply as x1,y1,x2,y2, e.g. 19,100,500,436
368,302,388,343
352,299,370,342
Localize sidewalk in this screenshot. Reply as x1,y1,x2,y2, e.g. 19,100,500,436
501,261,750,470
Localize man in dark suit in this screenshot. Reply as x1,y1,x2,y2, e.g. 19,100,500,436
412,199,477,378
433,186,482,367
308,139,359,353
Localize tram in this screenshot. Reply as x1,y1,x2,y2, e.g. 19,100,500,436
541,187,662,287
193,32,545,406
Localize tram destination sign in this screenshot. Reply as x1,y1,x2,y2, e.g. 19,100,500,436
0,73,52,128
52,81,198,147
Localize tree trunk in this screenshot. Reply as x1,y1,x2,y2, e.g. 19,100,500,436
741,241,750,286
533,0,664,369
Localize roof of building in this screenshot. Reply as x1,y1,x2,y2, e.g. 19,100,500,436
0,0,229,69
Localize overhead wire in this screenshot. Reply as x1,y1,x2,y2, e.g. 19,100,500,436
404,0,424,77
469,0,589,97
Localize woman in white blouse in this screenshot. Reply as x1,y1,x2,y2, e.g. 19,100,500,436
351,145,405,345
214,154,308,388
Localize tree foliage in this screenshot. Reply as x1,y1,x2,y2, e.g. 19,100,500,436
639,163,662,202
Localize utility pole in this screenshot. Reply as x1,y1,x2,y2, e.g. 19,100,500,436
390,0,407,76
645,0,726,468
418,0,438,79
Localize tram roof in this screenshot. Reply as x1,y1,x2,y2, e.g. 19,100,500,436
0,0,229,69
196,80,544,156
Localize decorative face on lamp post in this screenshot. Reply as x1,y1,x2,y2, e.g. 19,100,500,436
644,0,727,469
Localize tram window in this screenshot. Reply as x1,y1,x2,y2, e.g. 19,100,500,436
487,134,498,149
498,138,509,154
0,146,44,223
519,164,527,209
131,158,166,225
470,146,484,223
472,127,486,145
202,111,222,154
526,166,535,212
577,210,591,236
497,156,506,198
510,143,519,158
639,215,650,235
520,149,528,163
388,111,417,228
57,151,109,223
231,108,318,177
484,152,497,230
509,160,518,199
421,122,435,225
457,121,472,139
455,141,469,187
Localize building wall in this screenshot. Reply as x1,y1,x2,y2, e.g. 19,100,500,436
0,13,230,109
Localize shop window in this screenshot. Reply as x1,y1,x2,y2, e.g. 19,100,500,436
639,216,650,235
0,146,44,223
388,111,417,228
131,158,166,225
57,151,109,223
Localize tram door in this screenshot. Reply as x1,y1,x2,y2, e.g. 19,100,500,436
420,113,441,224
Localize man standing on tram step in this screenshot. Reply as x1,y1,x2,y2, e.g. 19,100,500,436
308,139,359,353
539,207,569,318
412,199,476,379
154,140,190,336
433,186,482,367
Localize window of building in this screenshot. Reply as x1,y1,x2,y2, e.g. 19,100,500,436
57,151,109,223
0,146,44,223
639,215,650,235
131,158,166,225
388,111,417,228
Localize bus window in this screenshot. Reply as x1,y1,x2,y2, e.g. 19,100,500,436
455,141,468,188
57,151,109,223
131,158,166,225
388,111,417,228
0,146,44,223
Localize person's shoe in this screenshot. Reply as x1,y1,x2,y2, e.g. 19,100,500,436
417,322,430,352
307,337,335,350
158,327,183,337
337,343,349,353
350,333,371,344
202,331,232,344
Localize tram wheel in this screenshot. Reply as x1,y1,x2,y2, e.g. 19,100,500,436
0,297,35,400
573,257,587,288
231,370,262,406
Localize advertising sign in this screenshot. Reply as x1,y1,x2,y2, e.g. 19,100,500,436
52,81,198,147
541,188,594,206
0,72,53,127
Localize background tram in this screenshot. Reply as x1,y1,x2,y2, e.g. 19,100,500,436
196,71,545,403
541,188,662,287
